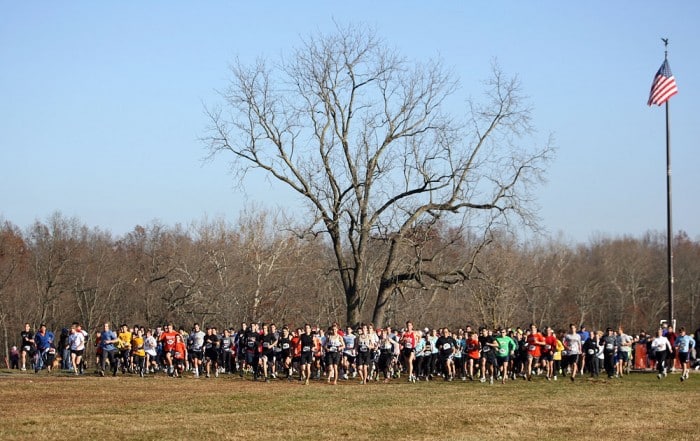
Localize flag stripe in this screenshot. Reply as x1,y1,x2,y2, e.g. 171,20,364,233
647,59,678,106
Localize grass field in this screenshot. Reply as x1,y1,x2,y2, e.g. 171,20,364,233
1,370,698,441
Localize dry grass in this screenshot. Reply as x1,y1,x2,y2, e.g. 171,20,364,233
0,370,697,441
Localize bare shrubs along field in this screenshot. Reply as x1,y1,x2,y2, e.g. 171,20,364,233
1,370,697,441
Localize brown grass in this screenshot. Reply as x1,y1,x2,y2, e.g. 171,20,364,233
0,370,697,441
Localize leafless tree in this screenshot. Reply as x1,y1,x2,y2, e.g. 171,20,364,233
204,24,553,327
26,213,83,327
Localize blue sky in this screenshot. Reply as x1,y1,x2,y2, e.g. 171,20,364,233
1,1,698,244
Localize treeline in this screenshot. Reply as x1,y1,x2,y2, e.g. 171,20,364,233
1,211,699,359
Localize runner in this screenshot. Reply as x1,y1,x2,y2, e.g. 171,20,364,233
525,324,545,381
172,333,188,377
427,329,439,380
495,328,516,384
32,323,55,373
650,327,673,379
601,328,617,378
290,328,302,381
355,324,375,384
563,324,583,382
189,323,205,378
158,323,179,376
551,331,565,380
313,327,325,380
542,327,557,381
454,329,466,380
144,329,158,373
99,322,119,377
479,327,498,384
276,326,293,380
400,321,419,383
674,327,696,382
341,326,357,380
131,327,146,377
582,330,601,377
234,322,248,376
204,326,221,378
20,323,35,371
298,324,315,385
465,331,480,381
259,323,277,381
324,323,345,385
435,327,457,381
376,328,399,383
242,323,261,380
220,328,235,374
68,323,86,375
616,325,633,377
116,324,132,374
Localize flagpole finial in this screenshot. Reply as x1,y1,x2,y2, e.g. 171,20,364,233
662,37,669,58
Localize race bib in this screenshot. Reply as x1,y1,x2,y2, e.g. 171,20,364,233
605,343,613,350
529,345,536,351
587,349,595,355
442,343,451,350
329,346,337,352
405,342,413,349
282,343,290,350
302,346,311,352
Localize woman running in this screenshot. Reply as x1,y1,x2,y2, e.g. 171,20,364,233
324,323,345,385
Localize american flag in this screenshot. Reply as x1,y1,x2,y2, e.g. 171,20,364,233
647,59,678,106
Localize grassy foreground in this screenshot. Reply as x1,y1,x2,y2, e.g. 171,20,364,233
0,370,697,441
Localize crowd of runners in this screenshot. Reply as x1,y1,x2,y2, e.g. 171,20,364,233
11,320,699,384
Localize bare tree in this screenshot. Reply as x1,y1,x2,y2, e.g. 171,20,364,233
26,213,83,327
204,24,553,327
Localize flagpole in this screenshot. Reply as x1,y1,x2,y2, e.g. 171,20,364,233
663,40,675,327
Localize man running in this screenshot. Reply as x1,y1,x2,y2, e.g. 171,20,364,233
674,327,695,382
158,323,179,376
276,326,293,380
99,322,119,377
298,324,315,385
495,328,516,384
479,328,498,384
188,323,205,378
563,324,583,382
259,323,277,381
525,324,545,381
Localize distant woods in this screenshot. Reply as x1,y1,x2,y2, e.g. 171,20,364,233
1,211,698,357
